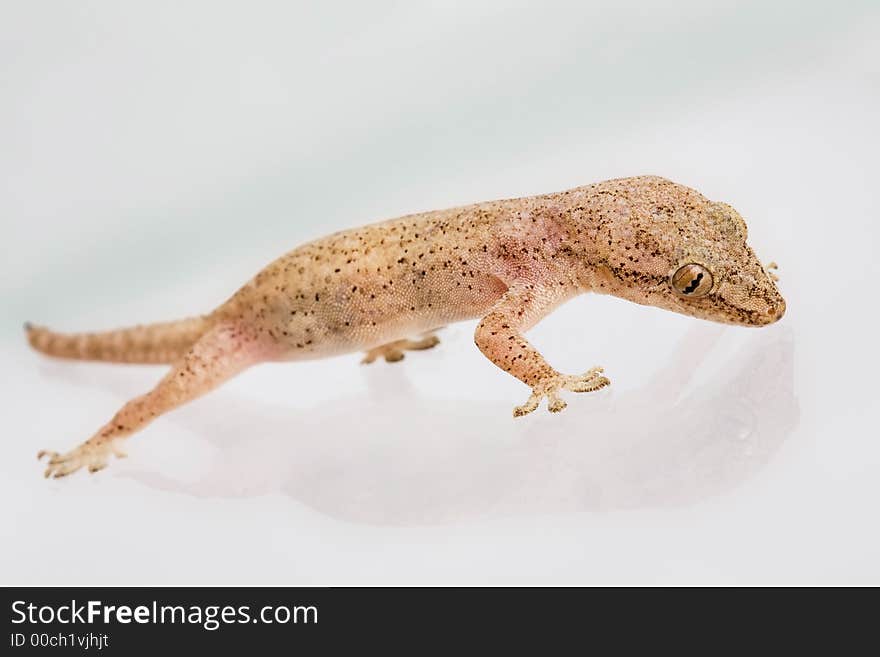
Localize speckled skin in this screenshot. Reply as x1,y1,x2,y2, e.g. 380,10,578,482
28,175,785,478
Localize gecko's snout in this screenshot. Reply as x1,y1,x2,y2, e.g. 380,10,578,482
753,291,785,326
758,303,784,325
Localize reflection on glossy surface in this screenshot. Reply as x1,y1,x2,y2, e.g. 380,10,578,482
104,326,798,525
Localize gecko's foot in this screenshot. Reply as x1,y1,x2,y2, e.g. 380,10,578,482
765,261,780,282
38,439,127,479
513,367,610,418
361,334,440,364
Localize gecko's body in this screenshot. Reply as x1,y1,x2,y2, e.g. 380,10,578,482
27,176,785,478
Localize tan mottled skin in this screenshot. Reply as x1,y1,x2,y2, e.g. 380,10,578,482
27,176,785,478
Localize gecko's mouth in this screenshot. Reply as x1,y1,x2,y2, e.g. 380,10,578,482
719,293,786,326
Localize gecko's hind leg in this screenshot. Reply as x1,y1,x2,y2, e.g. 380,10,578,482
39,322,274,478
361,333,440,364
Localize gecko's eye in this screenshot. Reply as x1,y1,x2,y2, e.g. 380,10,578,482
671,263,713,297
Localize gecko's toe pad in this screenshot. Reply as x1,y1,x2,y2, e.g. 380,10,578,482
563,367,610,394
546,394,568,413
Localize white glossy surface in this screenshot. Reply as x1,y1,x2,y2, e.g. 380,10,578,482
1,0,878,584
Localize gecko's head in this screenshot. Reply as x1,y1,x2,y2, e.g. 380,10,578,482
596,177,786,327
659,200,786,326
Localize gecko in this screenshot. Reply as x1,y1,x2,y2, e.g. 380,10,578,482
26,175,785,479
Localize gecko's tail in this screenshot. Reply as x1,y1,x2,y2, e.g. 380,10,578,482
24,315,212,364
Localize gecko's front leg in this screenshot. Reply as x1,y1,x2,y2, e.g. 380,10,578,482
474,284,610,417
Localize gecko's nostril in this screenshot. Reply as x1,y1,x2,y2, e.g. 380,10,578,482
775,298,786,320
765,299,786,322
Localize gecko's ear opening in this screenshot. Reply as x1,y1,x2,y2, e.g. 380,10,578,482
709,202,748,243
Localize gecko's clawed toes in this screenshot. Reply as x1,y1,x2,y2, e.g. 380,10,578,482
513,393,541,417
513,367,610,418
38,440,121,479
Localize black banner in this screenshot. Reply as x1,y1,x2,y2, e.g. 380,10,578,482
1,586,862,652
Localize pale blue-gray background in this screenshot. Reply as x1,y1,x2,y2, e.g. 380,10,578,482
1,1,878,584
